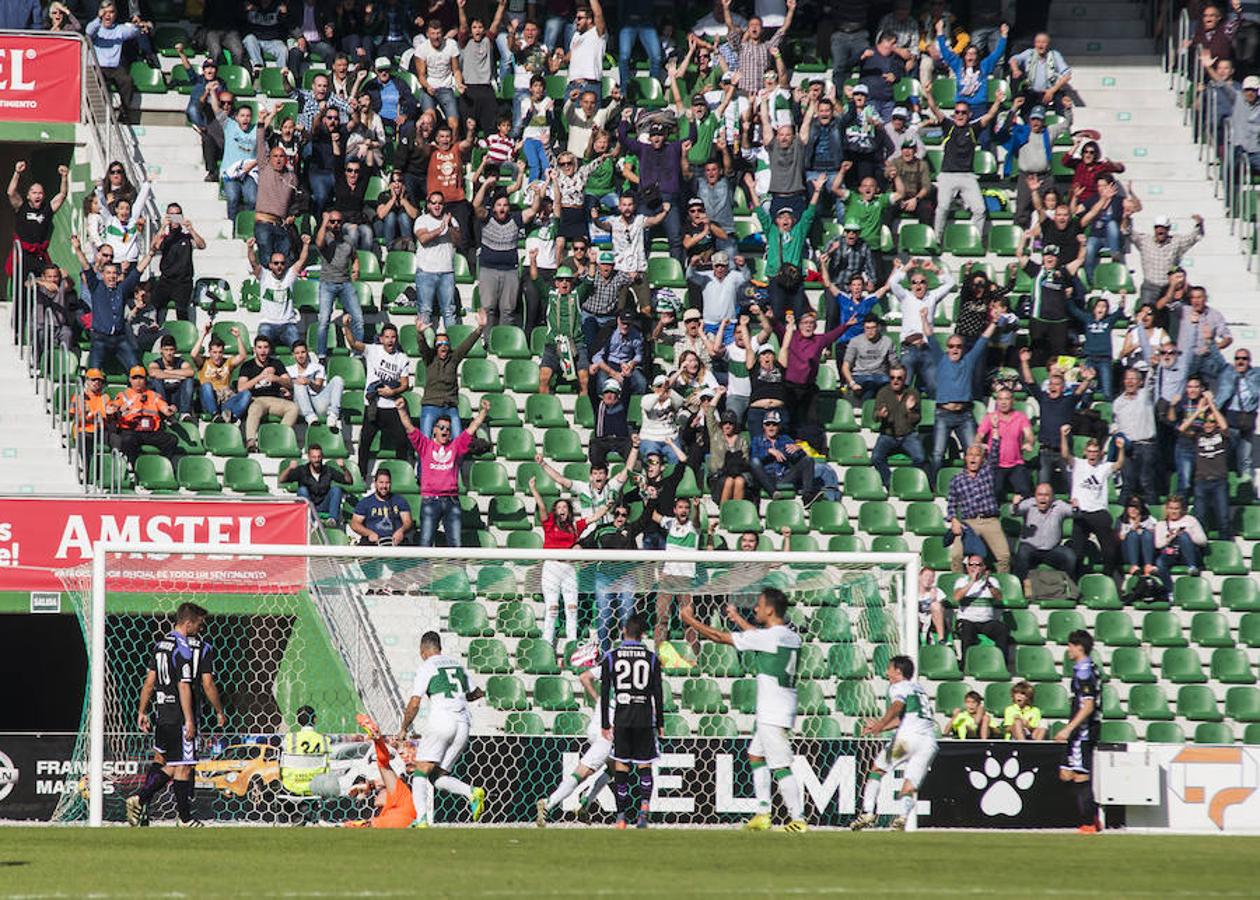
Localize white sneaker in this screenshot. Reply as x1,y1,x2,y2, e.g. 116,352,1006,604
306,415,319,426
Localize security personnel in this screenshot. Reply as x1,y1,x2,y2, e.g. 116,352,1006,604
280,705,330,797
68,368,112,463
108,365,180,467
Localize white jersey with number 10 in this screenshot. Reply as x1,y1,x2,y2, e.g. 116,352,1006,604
730,624,802,729
411,653,472,723
889,679,936,740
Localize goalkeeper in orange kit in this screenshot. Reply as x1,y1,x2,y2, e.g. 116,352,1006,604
345,715,416,829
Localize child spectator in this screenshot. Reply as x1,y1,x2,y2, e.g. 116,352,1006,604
1003,681,1047,740
946,691,993,739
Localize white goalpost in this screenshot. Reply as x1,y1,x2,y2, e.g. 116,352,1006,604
76,542,920,829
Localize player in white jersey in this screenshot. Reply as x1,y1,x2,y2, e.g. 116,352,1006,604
396,631,487,826
681,587,808,833
535,650,614,826
852,655,939,831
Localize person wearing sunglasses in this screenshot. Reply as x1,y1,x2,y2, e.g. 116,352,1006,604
1215,347,1260,480
921,81,1006,236
396,397,492,549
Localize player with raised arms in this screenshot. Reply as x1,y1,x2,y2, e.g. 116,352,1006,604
681,588,807,833
601,613,664,829
344,714,417,828
535,646,614,826
397,631,488,826
127,602,225,827
852,654,938,831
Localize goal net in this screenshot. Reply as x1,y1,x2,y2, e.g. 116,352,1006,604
57,544,919,828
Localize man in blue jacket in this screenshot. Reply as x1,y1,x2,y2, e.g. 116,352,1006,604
71,233,152,373
925,309,997,478
1216,347,1260,481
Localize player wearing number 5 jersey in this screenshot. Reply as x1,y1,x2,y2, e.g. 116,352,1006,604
682,587,807,834
600,614,664,829
852,655,938,832
397,631,487,826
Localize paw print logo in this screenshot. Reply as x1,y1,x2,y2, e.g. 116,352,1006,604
967,751,1038,817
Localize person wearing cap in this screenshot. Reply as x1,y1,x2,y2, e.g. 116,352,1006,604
1224,74,1260,173
745,325,788,437
174,45,220,131
673,307,715,370
540,266,591,396
922,74,1006,235
590,310,646,396
148,334,197,420
688,250,749,343
107,365,181,468
1014,230,1086,368
995,94,1074,227
617,108,686,265
749,410,817,502
638,373,684,464
882,106,925,163
887,139,935,226
823,219,877,291
818,253,888,379
70,234,151,375
669,76,727,170
750,174,828,320
69,368,112,466
581,251,636,349
1131,212,1206,308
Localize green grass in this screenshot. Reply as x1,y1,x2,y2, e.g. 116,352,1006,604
2,828,1259,898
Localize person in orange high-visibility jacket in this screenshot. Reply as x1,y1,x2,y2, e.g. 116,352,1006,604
69,368,113,467
108,365,181,468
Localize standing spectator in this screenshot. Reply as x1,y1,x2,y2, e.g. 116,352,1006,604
413,19,465,134
593,192,669,310
473,177,541,331
1018,347,1092,492
1061,425,1124,578
1014,236,1086,368
94,176,153,268
290,72,354,135
590,311,647,395
345,319,413,474
976,392,1035,500
1062,138,1125,209
1217,347,1260,482
581,250,636,350
926,313,997,477
314,211,362,361
1169,374,1210,493
842,314,898,403
330,159,374,252
952,553,1012,666
759,92,813,221
247,235,312,350
108,365,181,468
887,260,953,394
253,107,301,264
413,193,462,329
651,495,705,652
536,442,639,524
1119,302,1170,372
769,308,846,452
639,374,684,463
689,251,747,339
1187,392,1233,539
1,0,41,29
416,309,487,437
563,0,607,98
934,21,1007,132
922,88,1005,236
1068,296,1126,400
456,0,508,137
197,0,245,70
350,470,414,548
618,0,665,97
1010,483,1076,579
1008,32,1073,115
147,335,196,420
237,335,299,453
288,340,345,430
397,398,492,547
70,235,151,373
361,62,419,141
870,364,925,489
1112,367,1160,505
6,161,69,282
215,102,259,221
828,0,869,85
538,266,590,395
1172,286,1232,388
86,2,151,124
424,125,476,254
1131,214,1205,308
191,324,250,421
994,98,1074,227
749,410,817,500
751,176,826,320
1117,495,1159,582
242,0,291,71
147,205,205,325
946,434,1011,573
1154,495,1209,590
281,444,353,525
375,170,421,248
582,502,650,652
617,115,686,265
1224,76,1260,173
530,478,606,665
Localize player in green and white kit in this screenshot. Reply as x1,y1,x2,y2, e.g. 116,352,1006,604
852,655,938,831
681,587,807,833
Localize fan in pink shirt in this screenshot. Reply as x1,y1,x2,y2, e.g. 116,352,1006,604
397,398,491,547
975,389,1036,501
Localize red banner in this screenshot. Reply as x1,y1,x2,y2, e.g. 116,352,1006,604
0,497,309,593
0,33,82,123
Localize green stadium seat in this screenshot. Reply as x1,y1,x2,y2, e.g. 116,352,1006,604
503,711,546,735
1174,577,1215,610
489,325,531,359
474,565,517,599
799,716,844,738
496,600,539,637
1089,261,1135,294
920,537,950,570
1226,686,1260,721
987,223,1024,256
525,394,566,428
1110,647,1156,683
720,499,761,533
489,496,532,531
810,607,853,642
1178,684,1223,721
1247,724,1260,744
467,638,512,674
164,320,198,354
507,531,543,549
129,60,167,93
871,535,910,553
496,427,536,462
934,682,972,716
697,714,738,737
662,714,691,737
647,255,685,287
1193,722,1235,744
829,644,870,679
1046,610,1087,644
836,681,880,716
984,681,1014,712
223,458,268,493
1146,722,1186,743
846,466,887,501
1102,684,1125,719
829,432,871,466
797,643,829,679
1007,609,1044,644
1095,610,1140,647
920,644,963,680
1142,611,1188,647
1211,649,1256,684
543,429,586,462
504,360,541,393
1162,647,1208,683
1206,541,1246,575
995,573,1027,608
135,456,177,492
449,601,492,637
429,566,474,601
468,461,512,495
905,502,946,536
304,425,348,459
1035,683,1071,719
858,501,900,534
1128,684,1174,720
682,677,727,713
204,422,247,457
461,359,503,392
821,397,859,432
486,674,530,709
829,535,868,553
797,682,828,715
1190,612,1234,647
384,249,416,281
942,223,985,256
1079,573,1121,609
731,679,758,714
258,423,300,459
891,468,933,501
1100,721,1139,742
897,223,939,255
1015,646,1057,681
534,675,578,710
177,457,221,493
552,711,589,735
483,393,520,427
1243,613,1260,647
862,608,897,643
1222,577,1260,611
965,646,1010,681
698,643,743,677
766,499,807,533
810,501,852,534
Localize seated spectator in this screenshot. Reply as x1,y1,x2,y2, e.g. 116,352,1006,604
1216,347,1260,482
538,267,590,396
241,0,290,71
237,335,299,453
69,368,110,465
192,324,249,422
947,436,1012,574
314,211,363,360
918,566,949,644
1062,426,1124,578
587,381,633,468
926,312,998,477
1003,681,1047,741
705,406,751,504
887,137,935,226
147,335,196,421
871,364,925,489
345,319,413,474
1117,494,1159,582
108,366,181,468
397,398,491,547
70,234,151,374
350,469,414,548
375,170,421,249
1011,483,1076,579
281,444,353,526
842,314,898,403
126,281,162,354
416,309,485,438
976,394,1035,500
364,59,420,143
345,93,387,173
952,553,1012,668
32,263,84,357
946,691,993,739
749,410,817,501
1009,32,1073,116
1155,494,1209,591
247,234,312,349
288,340,345,431
1189,392,1233,539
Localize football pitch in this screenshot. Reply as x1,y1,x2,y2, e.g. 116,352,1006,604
2,828,1259,898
